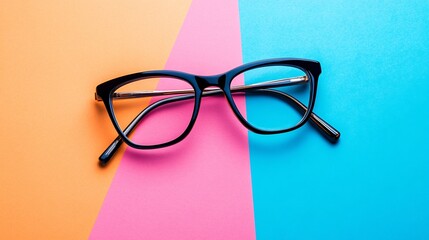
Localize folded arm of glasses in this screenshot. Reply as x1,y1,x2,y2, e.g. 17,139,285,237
95,76,308,101
98,86,340,165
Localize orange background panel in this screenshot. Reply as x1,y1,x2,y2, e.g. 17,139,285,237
0,0,191,239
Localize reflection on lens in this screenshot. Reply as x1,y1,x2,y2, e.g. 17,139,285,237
231,65,310,131
111,77,195,146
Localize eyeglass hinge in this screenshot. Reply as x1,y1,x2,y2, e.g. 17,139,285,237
95,92,103,101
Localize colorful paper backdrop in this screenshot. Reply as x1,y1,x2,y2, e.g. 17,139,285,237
0,1,192,238
1,0,428,239
240,1,429,239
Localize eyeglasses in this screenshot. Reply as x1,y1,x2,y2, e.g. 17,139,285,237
95,58,340,165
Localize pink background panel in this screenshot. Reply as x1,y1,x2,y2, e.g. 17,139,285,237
89,0,256,239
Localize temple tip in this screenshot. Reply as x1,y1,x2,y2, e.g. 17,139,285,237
98,137,123,166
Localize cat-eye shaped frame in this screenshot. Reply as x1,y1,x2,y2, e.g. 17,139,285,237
95,58,340,165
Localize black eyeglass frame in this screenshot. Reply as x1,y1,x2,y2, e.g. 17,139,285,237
96,58,339,164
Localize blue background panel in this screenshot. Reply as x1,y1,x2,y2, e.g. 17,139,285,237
239,1,429,239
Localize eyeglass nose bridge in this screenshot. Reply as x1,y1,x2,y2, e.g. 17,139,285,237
195,74,227,90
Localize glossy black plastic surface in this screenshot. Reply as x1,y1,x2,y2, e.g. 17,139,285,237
96,58,340,164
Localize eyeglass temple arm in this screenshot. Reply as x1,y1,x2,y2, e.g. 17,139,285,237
95,76,308,101
97,76,308,163
99,94,196,165
98,78,303,163
99,88,340,165
260,89,340,142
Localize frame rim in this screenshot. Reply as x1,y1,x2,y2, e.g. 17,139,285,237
96,58,322,149
223,59,319,134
